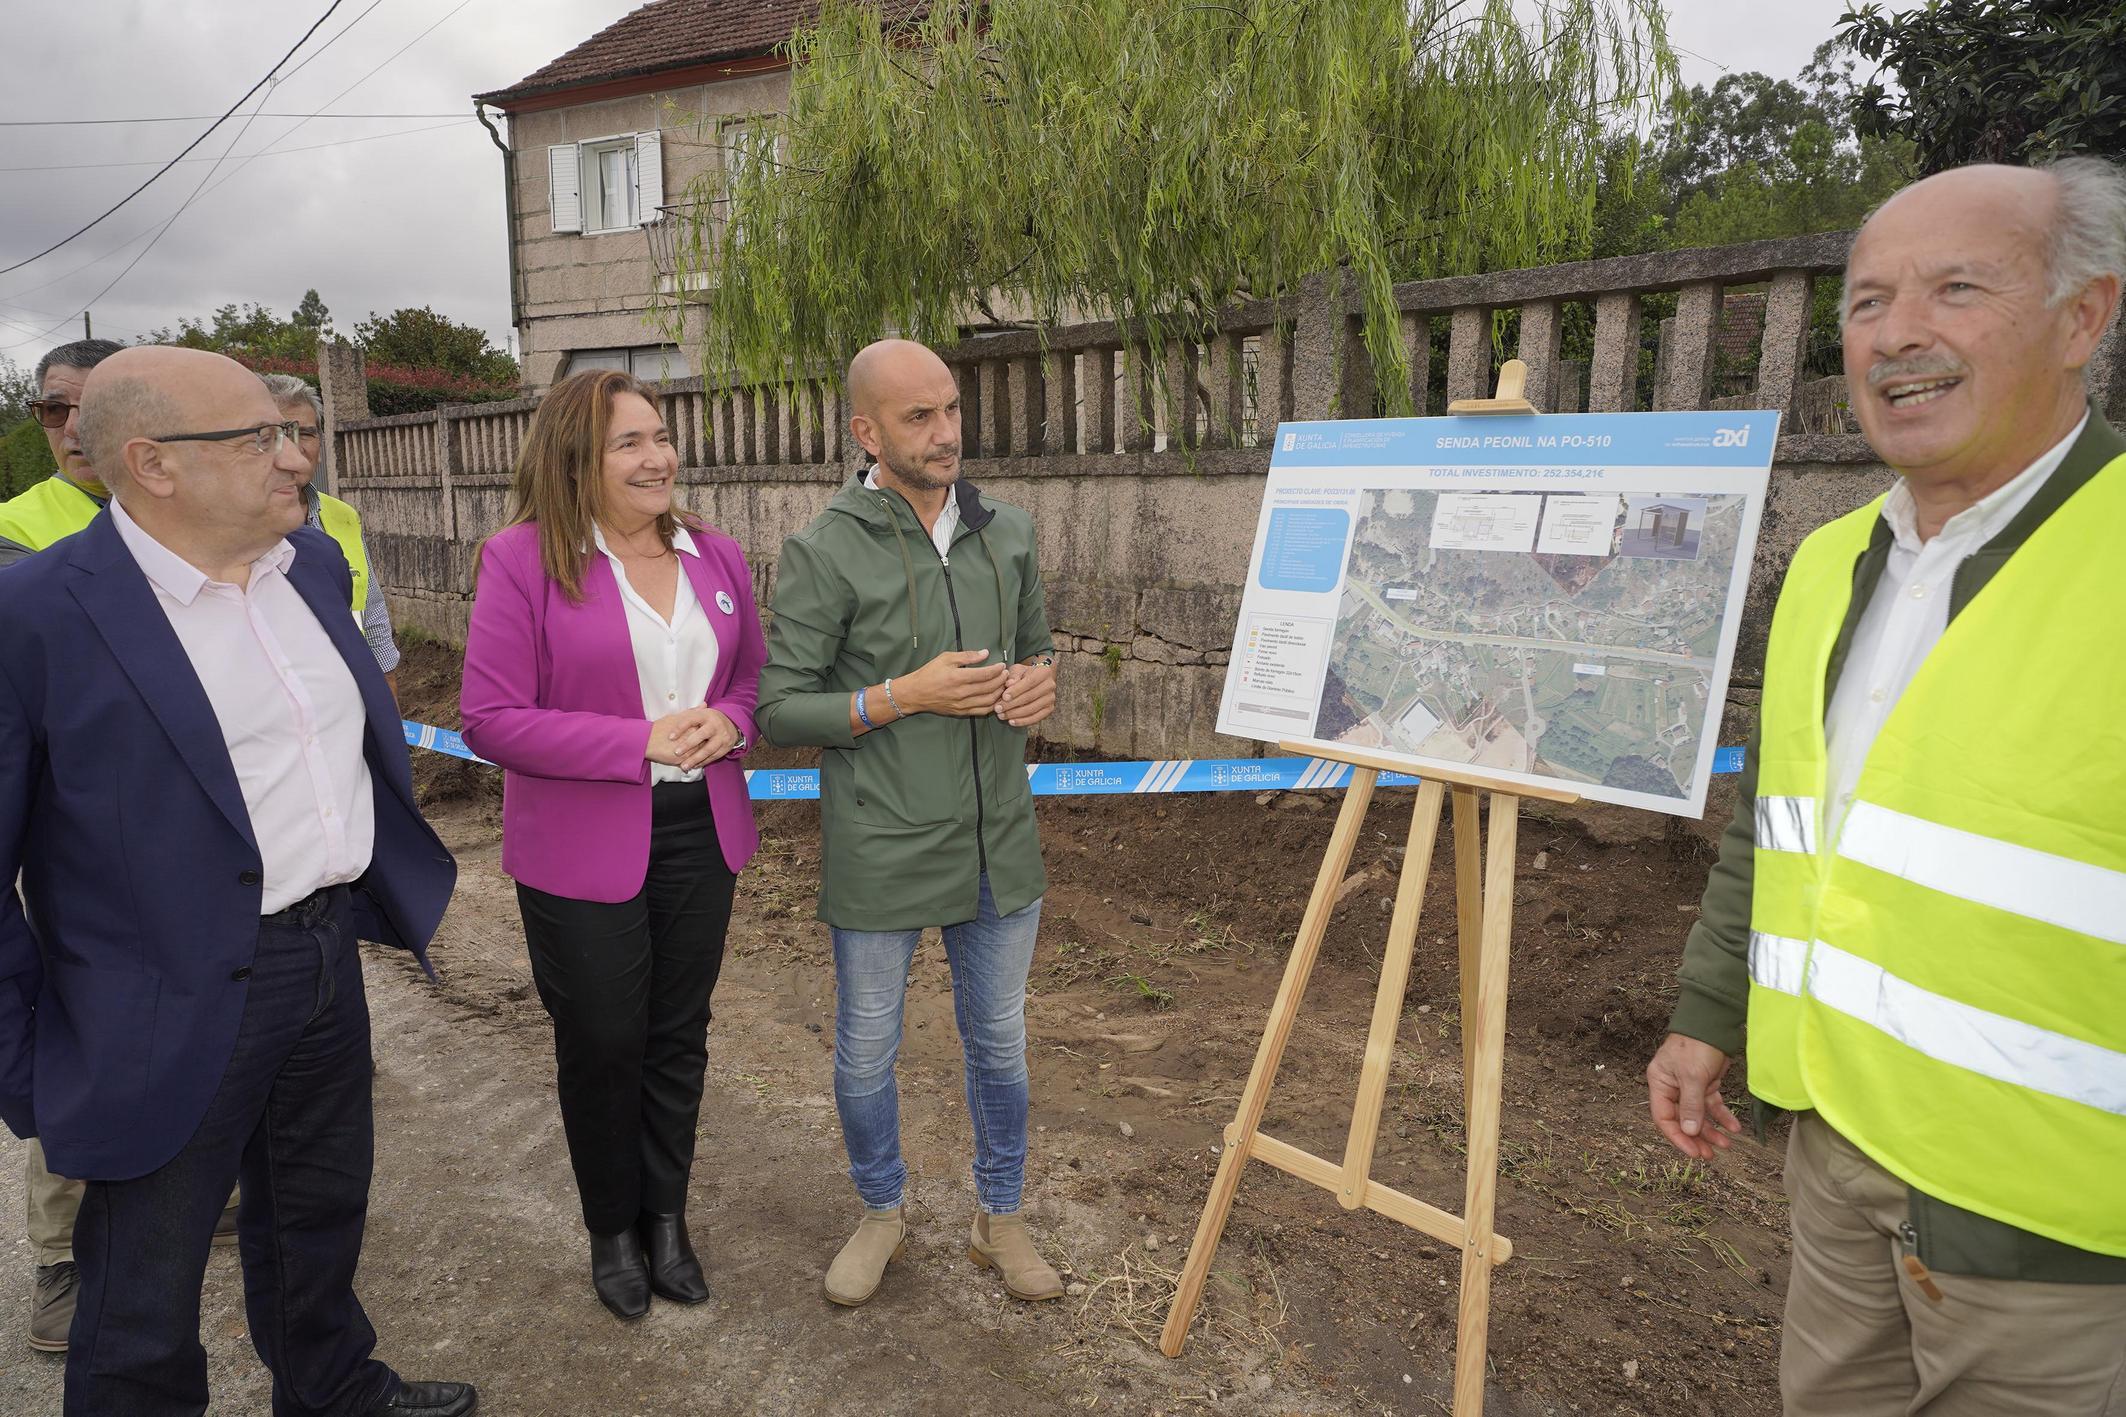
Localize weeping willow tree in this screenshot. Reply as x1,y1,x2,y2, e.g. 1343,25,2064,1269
662,0,1676,413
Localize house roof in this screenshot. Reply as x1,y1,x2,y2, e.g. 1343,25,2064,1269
476,0,926,108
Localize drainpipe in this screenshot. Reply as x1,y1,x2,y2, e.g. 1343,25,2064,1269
475,101,525,343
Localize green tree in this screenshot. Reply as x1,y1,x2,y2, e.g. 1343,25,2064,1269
353,306,517,385
1838,0,2126,172
669,0,1675,412
0,355,36,426
1601,45,1909,253
292,287,332,335
0,418,57,499
148,302,321,363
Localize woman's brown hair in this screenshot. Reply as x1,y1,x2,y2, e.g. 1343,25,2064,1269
505,368,679,600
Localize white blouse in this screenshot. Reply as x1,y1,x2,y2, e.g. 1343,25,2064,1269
592,523,720,784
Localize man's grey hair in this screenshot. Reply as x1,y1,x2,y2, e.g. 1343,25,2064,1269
259,372,324,420
2042,155,2126,305
35,337,123,387
77,377,179,487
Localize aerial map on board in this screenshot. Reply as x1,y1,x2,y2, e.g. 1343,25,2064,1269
1217,412,1776,816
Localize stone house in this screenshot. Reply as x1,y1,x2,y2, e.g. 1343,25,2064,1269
475,0,922,390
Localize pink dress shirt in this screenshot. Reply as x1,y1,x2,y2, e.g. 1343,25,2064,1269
110,498,374,913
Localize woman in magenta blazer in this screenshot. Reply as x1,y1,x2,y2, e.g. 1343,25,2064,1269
460,369,763,1322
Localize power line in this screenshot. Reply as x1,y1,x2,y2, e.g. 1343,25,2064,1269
0,118,476,173
0,79,280,351
1,0,488,351
0,1,345,278
0,112,471,126
217,0,481,177
276,0,388,86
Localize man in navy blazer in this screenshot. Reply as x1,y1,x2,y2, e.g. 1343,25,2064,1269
0,347,474,1416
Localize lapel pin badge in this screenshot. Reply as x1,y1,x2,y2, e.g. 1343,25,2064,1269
715,590,736,615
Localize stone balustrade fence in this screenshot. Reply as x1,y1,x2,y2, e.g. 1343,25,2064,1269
322,229,2124,775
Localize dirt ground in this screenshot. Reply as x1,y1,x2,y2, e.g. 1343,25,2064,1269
1,642,1789,1415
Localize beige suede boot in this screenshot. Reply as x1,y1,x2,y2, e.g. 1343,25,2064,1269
967,1211,1064,1301
824,1206,906,1306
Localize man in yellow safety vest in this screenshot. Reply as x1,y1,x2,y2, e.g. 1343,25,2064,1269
0,339,122,568
1646,159,2126,1413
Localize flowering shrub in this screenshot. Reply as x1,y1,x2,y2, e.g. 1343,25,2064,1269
239,357,520,417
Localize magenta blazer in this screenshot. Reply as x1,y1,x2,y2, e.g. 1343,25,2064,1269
459,519,764,903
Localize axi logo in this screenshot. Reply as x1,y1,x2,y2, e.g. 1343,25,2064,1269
1281,431,1297,452
1712,426,1750,448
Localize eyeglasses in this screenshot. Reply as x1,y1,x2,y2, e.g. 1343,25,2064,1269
28,399,75,430
145,420,304,457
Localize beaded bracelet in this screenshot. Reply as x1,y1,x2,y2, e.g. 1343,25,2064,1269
854,687,875,729
881,677,904,718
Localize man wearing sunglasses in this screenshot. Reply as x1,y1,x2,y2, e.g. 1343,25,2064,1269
0,346,473,1415
0,338,123,569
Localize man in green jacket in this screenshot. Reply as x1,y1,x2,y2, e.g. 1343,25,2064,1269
759,338,1064,1308
1646,159,2126,1413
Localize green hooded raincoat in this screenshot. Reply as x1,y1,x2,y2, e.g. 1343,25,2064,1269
757,473,1053,931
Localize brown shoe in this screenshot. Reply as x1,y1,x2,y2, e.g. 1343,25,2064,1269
29,1260,77,1353
968,1212,1064,1301
824,1207,905,1307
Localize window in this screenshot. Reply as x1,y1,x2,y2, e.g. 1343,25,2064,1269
718,119,780,247
587,139,637,230
562,345,693,381
547,131,664,235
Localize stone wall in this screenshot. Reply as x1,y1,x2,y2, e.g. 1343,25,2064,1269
332,230,2126,790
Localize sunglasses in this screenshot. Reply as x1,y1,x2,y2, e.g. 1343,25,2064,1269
28,399,75,430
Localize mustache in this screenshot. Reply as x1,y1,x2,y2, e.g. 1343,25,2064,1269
1867,354,1968,390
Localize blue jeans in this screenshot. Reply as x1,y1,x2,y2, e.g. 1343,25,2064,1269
831,875,1040,1215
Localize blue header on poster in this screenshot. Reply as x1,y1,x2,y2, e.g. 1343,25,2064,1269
1266,411,1782,471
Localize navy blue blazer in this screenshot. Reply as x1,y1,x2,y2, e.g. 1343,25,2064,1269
0,510,457,1181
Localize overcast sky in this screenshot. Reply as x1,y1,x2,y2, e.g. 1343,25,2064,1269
0,0,1906,370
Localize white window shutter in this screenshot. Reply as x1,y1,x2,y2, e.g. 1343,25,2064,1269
634,130,664,223
548,144,582,233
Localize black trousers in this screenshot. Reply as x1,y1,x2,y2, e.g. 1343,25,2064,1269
517,781,737,1235
67,886,395,1417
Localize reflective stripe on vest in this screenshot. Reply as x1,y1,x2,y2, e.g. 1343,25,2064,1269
313,493,370,617
1749,933,2126,1116
0,475,101,553
1748,448,2126,1257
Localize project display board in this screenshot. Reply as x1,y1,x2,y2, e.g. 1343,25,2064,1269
1217,411,1778,817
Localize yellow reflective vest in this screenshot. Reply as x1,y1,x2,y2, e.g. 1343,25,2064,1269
0,474,368,616
1747,452,2126,1258
312,492,372,618
0,475,103,554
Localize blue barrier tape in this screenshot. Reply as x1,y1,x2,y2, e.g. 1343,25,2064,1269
407,720,1747,801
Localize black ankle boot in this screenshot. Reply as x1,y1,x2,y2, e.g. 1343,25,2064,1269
589,1228,650,1320
638,1212,709,1305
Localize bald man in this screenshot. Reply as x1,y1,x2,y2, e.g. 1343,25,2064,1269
0,347,472,1415
758,338,1066,1308
1646,160,2126,1412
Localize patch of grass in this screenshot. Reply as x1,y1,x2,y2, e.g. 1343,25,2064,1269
1105,970,1176,1011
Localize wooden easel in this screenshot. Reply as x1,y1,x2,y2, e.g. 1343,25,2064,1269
1159,362,1573,1416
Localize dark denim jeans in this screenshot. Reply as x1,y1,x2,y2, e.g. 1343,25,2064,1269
830,875,1041,1214
66,886,397,1417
